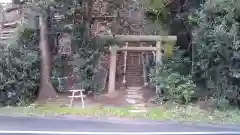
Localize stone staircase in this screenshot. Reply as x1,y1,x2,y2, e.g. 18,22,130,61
123,42,148,112
126,51,144,87
125,86,147,113
0,27,17,44
0,4,23,44
0,3,39,45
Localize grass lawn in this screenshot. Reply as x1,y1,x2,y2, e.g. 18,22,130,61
0,102,240,124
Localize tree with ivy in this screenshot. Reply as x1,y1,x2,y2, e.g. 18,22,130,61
26,0,60,99
37,0,114,95
24,0,94,98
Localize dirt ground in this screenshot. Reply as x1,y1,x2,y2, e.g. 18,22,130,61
37,86,156,108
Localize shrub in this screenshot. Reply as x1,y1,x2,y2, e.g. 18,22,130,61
151,67,195,104
149,49,195,104
0,28,40,106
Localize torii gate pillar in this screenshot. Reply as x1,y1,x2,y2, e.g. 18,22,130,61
107,45,117,95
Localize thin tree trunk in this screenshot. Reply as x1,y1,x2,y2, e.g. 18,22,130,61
191,41,196,74
38,14,57,100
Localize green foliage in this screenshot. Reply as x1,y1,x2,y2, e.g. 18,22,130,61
150,49,195,104
145,0,171,24
190,0,240,98
217,98,231,111
50,36,111,94
0,28,40,106
163,49,192,75
151,67,195,104
68,24,114,94
51,55,69,92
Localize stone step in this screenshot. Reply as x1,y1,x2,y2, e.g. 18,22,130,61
127,84,144,86
126,81,144,84
126,63,143,65
129,110,147,113
0,36,11,40
126,68,143,70
126,71,143,72
125,92,143,97
126,99,144,105
127,83,144,85
126,88,142,91
0,28,16,40
126,77,143,79
126,78,144,81
126,74,143,76
126,65,143,68
126,69,143,71
126,94,143,99
126,77,143,80
127,87,142,90
126,74,143,77
126,69,143,72
126,80,144,82
126,70,143,72
125,98,137,104
127,74,143,77
126,79,144,82
125,91,142,94
0,30,13,34
126,73,143,75
127,64,143,66
127,67,142,69
127,85,144,87
127,67,143,69
126,65,142,67
126,79,143,81
134,104,146,107
126,73,144,75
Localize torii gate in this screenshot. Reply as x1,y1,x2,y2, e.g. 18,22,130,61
99,34,177,95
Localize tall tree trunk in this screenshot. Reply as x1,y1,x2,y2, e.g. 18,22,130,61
0,4,4,28
12,0,20,4
85,0,93,37
38,15,57,100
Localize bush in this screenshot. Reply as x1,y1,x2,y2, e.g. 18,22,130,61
150,49,196,104
0,28,40,106
151,67,195,104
